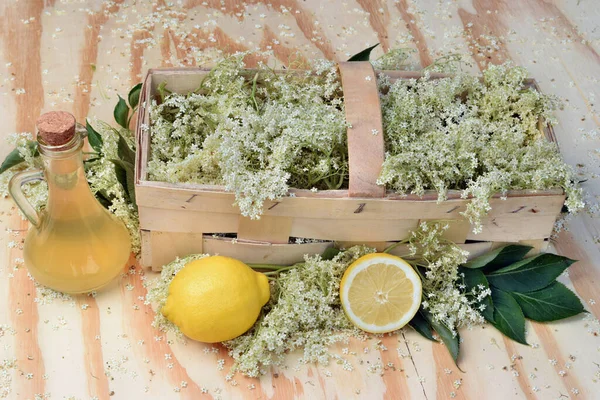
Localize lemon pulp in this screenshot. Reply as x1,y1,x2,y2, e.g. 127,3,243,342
340,253,422,333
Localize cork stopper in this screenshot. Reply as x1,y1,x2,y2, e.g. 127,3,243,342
36,111,76,146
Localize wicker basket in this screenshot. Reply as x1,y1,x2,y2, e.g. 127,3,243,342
134,62,565,270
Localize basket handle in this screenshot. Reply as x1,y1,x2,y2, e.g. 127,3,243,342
338,61,385,198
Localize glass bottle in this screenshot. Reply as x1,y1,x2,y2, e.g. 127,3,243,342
9,111,131,293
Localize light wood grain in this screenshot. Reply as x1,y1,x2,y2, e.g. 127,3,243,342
338,61,386,198
136,183,565,219
238,215,293,244
1,0,600,399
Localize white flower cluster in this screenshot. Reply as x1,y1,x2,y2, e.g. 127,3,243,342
377,63,583,232
0,133,47,210
370,48,414,70
223,245,373,377
148,53,348,219
409,222,488,334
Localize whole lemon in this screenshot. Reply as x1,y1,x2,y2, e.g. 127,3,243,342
161,256,270,343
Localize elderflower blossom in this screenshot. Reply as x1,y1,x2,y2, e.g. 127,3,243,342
224,245,373,377
147,52,348,219
0,133,47,209
85,121,141,252
409,222,488,334
377,63,583,232
370,48,414,70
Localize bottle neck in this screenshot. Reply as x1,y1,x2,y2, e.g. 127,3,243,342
40,135,100,220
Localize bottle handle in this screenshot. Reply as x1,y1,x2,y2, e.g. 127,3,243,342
8,169,44,228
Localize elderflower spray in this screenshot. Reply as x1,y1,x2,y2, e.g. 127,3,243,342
9,112,131,293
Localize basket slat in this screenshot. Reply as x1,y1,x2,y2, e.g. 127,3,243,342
442,219,471,243
338,62,385,198
136,183,564,220
238,216,293,244
138,207,239,233
467,214,559,242
289,218,419,242
203,237,331,265
142,230,205,272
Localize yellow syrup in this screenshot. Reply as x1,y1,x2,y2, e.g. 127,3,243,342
21,146,131,293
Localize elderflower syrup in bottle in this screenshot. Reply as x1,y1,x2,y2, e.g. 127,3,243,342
9,111,131,293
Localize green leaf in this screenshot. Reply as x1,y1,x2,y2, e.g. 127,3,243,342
109,159,136,206
128,83,143,110
114,95,130,129
0,148,26,175
117,133,136,165
486,288,528,345
487,254,575,293
83,157,101,165
459,266,494,321
347,43,379,62
321,247,341,261
408,311,438,342
85,120,103,154
512,282,585,322
95,189,113,209
0,141,38,175
111,159,127,192
463,244,532,272
423,310,460,364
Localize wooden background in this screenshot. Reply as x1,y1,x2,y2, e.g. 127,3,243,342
1,0,600,399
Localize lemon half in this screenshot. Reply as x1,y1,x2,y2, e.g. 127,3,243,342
340,253,422,333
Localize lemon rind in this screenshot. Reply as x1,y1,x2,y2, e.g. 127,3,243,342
340,255,422,334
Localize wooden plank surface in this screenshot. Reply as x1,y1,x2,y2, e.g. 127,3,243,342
136,183,565,220
338,61,386,198
1,1,599,399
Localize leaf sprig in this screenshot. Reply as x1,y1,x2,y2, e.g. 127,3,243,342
411,244,585,362
0,141,38,175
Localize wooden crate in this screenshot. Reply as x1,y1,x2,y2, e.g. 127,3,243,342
134,63,565,270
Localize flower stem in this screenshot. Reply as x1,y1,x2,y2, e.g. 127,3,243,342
248,263,291,271
383,239,410,254
262,266,297,276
